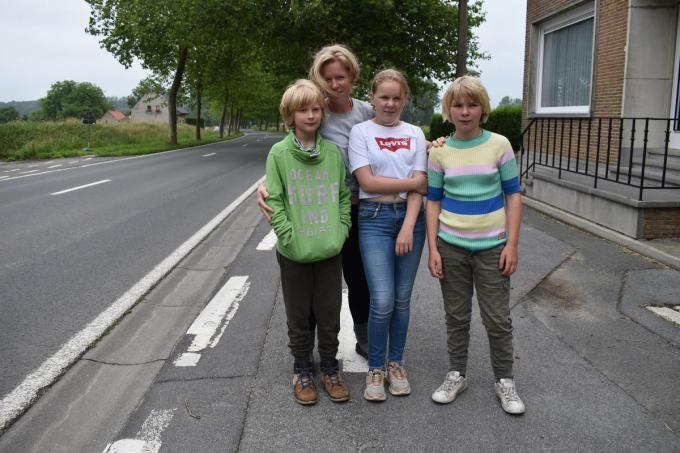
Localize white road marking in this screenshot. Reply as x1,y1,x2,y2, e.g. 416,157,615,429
47,164,62,169
338,289,368,372
646,305,680,327
45,161,55,164
83,157,93,161
242,144,247,147
174,276,250,367
7,169,19,172
0,176,265,431
27,164,39,168
173,352,201,367
103,408,175,453
50,179,111,195
68,160,80,164
0,176,9,180
21,169,40,174
256,229,277,250
202,152,216,157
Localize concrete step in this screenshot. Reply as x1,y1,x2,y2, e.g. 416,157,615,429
630,154,680,172
647,147,680,159
616,165,680,186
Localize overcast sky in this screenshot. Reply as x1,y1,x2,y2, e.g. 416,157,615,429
0,0,526,107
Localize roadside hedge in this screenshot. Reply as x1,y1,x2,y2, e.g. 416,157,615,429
428,104,522,150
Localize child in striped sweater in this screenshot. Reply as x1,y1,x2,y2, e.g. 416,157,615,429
425,76,525,415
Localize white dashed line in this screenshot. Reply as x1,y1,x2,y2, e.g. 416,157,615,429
47,164,62,169
7,169,19,172
174,276,250,367
202,152,216,157
20,170,40,174
103,408,176,453
338,289,368,372
0,176,9,180
256,230,277,250
0,176,265,432
27,164,39,168
50,179,111,196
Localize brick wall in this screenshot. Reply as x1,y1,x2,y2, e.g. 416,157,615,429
644,208,680,238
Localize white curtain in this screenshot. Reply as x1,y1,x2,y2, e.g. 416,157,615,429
541,18,594,108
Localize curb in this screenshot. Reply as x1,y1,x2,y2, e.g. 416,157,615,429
522,196,680,271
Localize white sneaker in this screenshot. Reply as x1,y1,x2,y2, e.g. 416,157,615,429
363,368,387,402
495,378,526,415
431,371,467,404
386,361,411,396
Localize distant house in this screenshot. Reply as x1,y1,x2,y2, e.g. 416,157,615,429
520,0,680,239
129,93,189,125
100,110,128,124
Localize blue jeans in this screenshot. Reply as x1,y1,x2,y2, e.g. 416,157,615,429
358,201,426,369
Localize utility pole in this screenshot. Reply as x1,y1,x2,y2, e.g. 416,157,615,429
456,0,468,78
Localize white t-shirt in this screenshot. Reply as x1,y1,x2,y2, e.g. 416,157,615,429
348,120,427,200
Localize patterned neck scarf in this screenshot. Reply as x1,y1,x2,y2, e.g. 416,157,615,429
293,135,320,158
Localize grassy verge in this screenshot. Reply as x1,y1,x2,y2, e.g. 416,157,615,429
0,119,243,161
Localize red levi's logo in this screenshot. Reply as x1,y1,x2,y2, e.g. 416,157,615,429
374,137,411,152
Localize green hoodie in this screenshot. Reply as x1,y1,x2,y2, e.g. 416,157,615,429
266,131,351,263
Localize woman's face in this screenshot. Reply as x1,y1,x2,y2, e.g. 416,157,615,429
371,80,405,126
321,60,351,101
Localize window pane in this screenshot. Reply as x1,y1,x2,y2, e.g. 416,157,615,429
541,18,594,108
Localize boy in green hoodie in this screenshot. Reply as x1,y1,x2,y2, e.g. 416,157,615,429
266,79,351,405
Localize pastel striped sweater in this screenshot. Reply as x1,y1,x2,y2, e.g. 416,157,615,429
427,130,520,251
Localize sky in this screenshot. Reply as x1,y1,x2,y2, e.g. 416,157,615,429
0,0,526,107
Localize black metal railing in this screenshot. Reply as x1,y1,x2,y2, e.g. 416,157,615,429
519,116,680,200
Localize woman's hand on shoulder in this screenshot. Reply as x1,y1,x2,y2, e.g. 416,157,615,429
426,136,447,153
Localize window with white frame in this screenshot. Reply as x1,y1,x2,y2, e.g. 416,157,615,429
536,3,595,114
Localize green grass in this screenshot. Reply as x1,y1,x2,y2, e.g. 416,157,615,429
0,119,243,161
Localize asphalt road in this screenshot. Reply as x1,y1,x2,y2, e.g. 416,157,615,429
0,132,279,401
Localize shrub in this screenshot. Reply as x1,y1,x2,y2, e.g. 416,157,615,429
485,104,522,151
428,113,454,141
429,105,523,150
185,117,205,128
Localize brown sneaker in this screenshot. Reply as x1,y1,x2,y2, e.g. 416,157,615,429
321,371,350,402
293,370,318,405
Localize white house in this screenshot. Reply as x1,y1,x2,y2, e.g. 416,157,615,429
129,93,189,125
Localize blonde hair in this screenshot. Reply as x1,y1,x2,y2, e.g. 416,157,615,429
279,79,327,130
441,75,492,124
370,69,410,100
308,44,360,95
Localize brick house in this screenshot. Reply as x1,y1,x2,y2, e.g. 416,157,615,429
100,110,128,124
521,0,680,238
129,94,189,125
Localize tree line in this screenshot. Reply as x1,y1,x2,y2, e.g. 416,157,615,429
3,2,488,143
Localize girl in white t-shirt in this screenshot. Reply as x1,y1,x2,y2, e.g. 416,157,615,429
348,69,427,402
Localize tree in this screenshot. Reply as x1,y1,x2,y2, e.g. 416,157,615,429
258,0,486,97
88,1,194,144
0,106,21,123
38,80,111,120
456,0,468,77
498,96,522,107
